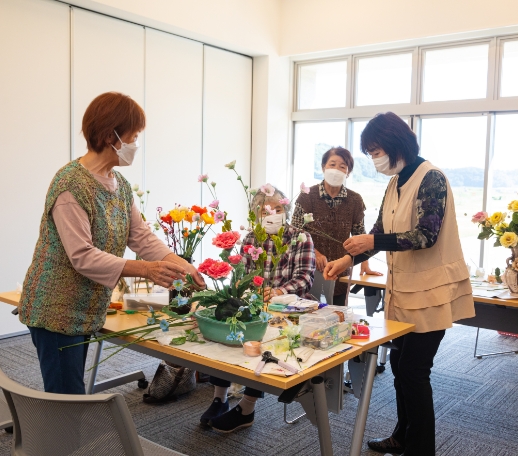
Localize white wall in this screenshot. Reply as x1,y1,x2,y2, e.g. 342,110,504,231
280,0,518,57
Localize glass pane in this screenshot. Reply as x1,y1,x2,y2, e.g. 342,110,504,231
422,44,489,102
356,53,412,106
298,61,347,109
292,122,346,197
501,40,518,97
484,114,518,272
420,116,487,266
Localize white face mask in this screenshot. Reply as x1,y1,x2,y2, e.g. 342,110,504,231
261,213,286,234
111,130,139,166
372,155,405,176
324,168,347,187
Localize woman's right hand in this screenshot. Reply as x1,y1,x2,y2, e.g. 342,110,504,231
144,261,189,288
323,255,353,281
315,250,328,272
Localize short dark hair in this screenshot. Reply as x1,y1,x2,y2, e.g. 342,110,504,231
321,147,354,175
82,92,146,153
360,112,419,167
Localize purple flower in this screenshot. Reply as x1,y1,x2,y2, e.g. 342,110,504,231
214,211,225,223
249,246,264,261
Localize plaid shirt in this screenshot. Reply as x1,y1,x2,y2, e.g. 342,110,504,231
240,224,316,298
292,182,365,236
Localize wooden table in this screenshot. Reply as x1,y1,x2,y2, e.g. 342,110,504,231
341,266,518,358
0,291,414,456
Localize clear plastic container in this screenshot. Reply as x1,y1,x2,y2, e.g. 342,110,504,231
123,293,169,311
299,306,353,350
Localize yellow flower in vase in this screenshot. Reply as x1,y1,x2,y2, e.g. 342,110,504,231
170,209,186,223
495,222,509,235
184,210,196,223
201,212,215,224
488,211,506,226
507,200,518,212
500,231,518,248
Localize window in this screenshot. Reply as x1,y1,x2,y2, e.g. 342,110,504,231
422,44,489,102
292,121,346,196
356,53,412,106
420,115,487,264
298,60,347,109
500,40,518,98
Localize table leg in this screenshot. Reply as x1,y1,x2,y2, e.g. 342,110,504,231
348,348,378,456
85,340,104,394
312,376,333,456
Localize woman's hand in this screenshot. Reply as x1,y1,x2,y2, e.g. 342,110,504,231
343,234,374,256
163,253,206,289
144,261,190,288
323,255,353,281
360,260,383,276
315,250,328,272
263,287,283,302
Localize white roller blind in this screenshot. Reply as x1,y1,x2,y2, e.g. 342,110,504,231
145,29,203,263
0,0,70,292
201,46,252,260
71,8,145,188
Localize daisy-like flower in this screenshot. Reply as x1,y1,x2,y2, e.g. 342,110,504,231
300,182,310,194
147,317,156,325
259,311,272,323
249,246,264,261
264,204,276,215
209,200,219,209
160,319,170,332
225,160,236,169
178,296,189,306
235,331,245,342
214,211,225,223
260,183,275,196
172,279,184,291
303,213,314,224
278,197,290,205
226,332,237,341
198,174,209,183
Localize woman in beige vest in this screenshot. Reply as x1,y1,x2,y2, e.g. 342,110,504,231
324,112,474,456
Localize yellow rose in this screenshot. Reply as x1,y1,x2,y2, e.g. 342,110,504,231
499,231,518,248
488,212,506,226
508,200,518,212
169,209,186,223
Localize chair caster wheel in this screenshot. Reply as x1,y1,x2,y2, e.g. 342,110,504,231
376,365,386,374
4,426,13,434
476,356,482,360
137,379,149,389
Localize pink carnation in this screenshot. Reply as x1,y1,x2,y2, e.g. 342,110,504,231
471,211,488,224
212,231,240,249
228,254,243,265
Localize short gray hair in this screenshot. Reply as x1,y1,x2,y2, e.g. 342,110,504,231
251,186,292,221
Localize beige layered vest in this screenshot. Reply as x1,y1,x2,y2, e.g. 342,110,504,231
382,161,475,333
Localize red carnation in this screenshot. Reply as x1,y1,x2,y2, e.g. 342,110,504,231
212,231,240,250
253,276,264,287
228,254,243,265
198,258,216,274
205,260,233,279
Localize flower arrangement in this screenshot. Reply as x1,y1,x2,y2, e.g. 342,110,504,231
472,200,518,248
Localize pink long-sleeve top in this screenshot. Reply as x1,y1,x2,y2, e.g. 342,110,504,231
51,172,171,289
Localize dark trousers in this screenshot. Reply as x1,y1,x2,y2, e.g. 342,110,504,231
390,329,445,456
209,376,264,398
333,293,347,306
29,326,90,394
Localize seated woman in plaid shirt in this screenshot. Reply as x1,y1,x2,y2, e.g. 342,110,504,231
200,185,316,433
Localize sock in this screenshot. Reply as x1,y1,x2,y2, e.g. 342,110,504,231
238,396,257,415
213,386,228,402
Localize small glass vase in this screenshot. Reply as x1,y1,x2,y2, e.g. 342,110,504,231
503,247,518,293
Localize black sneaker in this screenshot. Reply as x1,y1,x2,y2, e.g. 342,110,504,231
209,405,254,433
367,436,404,454
200,398,229,426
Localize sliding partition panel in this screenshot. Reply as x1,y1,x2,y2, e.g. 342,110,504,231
145,29,204,263
0,0,70,295
201,47,252,260
72,8,145,187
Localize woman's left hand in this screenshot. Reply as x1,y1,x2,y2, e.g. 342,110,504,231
263,287,283,302
360,261,383,276
343,234,374,256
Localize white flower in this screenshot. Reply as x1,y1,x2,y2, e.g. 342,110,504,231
132,184,139,192
297,233,307,242
159,211,168,218
136,190,144,197
225,160,236,169
303,213,314,224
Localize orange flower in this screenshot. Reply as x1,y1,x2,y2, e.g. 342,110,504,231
191,205,207,215
184,210,196,223
201,212,215,224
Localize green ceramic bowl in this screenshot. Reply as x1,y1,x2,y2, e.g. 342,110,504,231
194,308,269,346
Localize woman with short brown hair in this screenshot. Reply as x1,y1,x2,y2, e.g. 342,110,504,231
19,92,205,394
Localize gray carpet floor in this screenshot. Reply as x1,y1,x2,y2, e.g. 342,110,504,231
0,325,517,455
